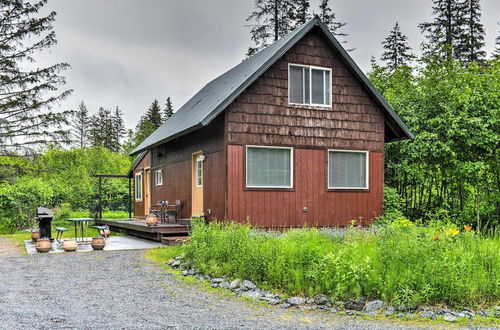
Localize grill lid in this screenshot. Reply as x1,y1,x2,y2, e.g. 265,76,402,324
37,207,54,218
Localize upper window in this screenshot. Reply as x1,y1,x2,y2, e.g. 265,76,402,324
135,173,143,201
328,150,369,189
289,64,331,106
155,169,163,186
196,156,203,187
246,146,293,188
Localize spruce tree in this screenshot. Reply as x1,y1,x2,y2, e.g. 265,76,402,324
88,107,114,150
292,0,311,27
381,22,415,71
111,106,125,152
494,25,500,59
457,0,485,63
317,0,352,50
71,101,89,148
145,99,163,128
130,99,164,149
0,0,72,155
163,97,174,122
246,0,296,57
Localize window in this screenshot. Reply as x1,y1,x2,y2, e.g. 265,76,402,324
246,146,293,188
155,169,163,186
289,64,331,106
135,173,143,200
328,150,369,189
196,156,203,187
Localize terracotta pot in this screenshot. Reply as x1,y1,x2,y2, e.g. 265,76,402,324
91,237,105,250
31,231,40,241
63,238,77,251
145,214,158,226
35,238,51,253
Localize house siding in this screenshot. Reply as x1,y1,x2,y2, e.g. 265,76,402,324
133,151,151,218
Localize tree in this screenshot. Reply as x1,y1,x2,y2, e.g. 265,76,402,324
246,0,296,56
317,0,352,50
419,0,468,60
163,97,174,122
111,106,125,152
0,0,72,156
71,101,89,148
145,99,162,127
128,99,165,150
457,0,485,64
292,0,311,27
492,22,500,59
88,107,113,150
381,22,415,71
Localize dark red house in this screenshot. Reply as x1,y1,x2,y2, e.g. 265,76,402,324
129,17,413,227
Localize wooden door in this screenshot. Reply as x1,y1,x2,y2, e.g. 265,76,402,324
191,152,204,216
144,168,151,215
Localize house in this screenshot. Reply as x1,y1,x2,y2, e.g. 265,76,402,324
129,16,413,227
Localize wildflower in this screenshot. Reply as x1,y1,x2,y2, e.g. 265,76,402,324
444,228,460,236
432,234,440,241
464,225,472,232
351,219,357,226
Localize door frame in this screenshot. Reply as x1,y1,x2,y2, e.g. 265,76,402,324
143,167,151,215
191,151,204,216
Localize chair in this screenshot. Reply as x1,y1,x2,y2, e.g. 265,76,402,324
55,227,68,245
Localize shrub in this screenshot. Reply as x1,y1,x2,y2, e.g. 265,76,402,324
183,219,499,308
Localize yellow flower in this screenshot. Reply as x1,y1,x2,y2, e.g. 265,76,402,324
444,228,460,236
464,225,472,232
432,234,441,241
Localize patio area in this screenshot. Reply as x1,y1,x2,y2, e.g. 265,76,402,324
24,235,163,254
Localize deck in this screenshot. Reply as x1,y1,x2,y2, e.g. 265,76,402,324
96,218,190,241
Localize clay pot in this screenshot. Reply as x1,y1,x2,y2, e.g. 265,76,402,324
63,238,77,251
91,237,105,250
35,238,52,253
145,214,159,226
31,231,40,241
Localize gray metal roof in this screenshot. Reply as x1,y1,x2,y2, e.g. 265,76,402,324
130,16,413,156
127,150,148,177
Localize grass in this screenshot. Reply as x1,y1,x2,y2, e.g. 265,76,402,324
64,210,131,219
181,219,499,309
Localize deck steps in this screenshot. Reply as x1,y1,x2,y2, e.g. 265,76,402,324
161,236,189,246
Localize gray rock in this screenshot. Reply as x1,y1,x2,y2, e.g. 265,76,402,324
210,283,219,288
171,260,181,268
219,281,230,289
242,290,262,300
287,297,306,305
174,254,185,260
367,311,377,317
181,270,188,276
384,311,393,316
229,279,240,290
314,294,330,305
188,269,196,275
346,311,354,316
345,297,366,311
397,313,406,318
241,280,256,291
306,298,314,305
443,313,457,322
211,277,224,284
364,300,386,313
167,259,175,266
329,308,337,313
419,311,435,319
386,306,395,312
267,299,280,305
280,303,291,309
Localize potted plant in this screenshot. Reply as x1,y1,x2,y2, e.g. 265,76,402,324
35,238,51,253
31,228,40,241
145,212,158,226
91,236,105,250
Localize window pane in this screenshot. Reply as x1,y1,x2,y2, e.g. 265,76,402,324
247,147,291,187
311,69,325,104
324,71,330,104
289,66,304,104
304,67,310,104
329,152,367,188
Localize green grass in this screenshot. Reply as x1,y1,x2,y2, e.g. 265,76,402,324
65,210,131,219
181,219,500,309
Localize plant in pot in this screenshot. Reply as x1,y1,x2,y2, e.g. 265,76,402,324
31,227,40,241
35,237,52,253
145,212,158,226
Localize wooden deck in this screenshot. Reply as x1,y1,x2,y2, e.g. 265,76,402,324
96,218,190,242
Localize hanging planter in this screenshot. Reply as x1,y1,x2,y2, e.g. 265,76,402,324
145,213,159,226
35,238,51,253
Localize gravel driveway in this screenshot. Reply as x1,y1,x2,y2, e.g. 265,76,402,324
0,248,451,329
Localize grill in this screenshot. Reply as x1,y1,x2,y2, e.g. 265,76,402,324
37,207,53,240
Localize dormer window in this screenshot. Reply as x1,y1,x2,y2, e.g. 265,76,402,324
288,64,331,106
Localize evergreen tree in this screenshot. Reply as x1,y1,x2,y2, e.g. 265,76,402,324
88,107,114,150
129,99,165,150
381,22,415,71
494,25,500,59
145,99,163,128
71,101,89,148
0,0,72,156
163,97,174,122
419,0,468,60
111,107,125,152
457,0,485,63
292,0,311,27
317,0,352,50
246,0,296,57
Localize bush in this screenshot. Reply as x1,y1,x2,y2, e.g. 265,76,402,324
183,219,499,308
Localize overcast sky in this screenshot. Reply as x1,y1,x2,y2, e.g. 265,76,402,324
37,0,500,129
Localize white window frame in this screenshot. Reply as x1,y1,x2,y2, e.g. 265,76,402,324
155,169,163,186
135,172,143,201
245,145,294,189
327,149,369,190
196,156,203,187
288,63,332,108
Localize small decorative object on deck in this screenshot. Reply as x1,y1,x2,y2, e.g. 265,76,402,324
91,237,105,250
63,238,77,251
145,212,159,226
31,230,40,242
35,238,52,253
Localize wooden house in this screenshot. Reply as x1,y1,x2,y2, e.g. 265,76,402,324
129,17,413,227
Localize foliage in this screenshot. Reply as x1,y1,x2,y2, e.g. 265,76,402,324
0,0,72,156
163,97,174,122
317,0,351,50
71,101,90,148
381,22,414,71
183,219,499,307
88,107,125,152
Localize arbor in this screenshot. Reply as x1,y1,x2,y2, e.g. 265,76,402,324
0,0,72,155
317,0,351,50
380,22,415,71
71,101,89,148
163,97,174,122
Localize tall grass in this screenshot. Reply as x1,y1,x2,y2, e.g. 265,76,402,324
183,220,499,308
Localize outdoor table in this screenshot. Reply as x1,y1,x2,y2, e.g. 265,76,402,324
67,218,95,244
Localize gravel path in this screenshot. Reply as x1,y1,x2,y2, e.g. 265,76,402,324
0,248,459,329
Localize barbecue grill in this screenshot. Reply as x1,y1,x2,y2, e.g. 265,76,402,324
37,207,53,240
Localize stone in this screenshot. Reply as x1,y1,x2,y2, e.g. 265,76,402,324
167,259,175,266
397,313,406,318
306,298,314,305
287,297,306,305
367,311,377,317
210,283,219,288
364,300,386,313
281,303,292,309
241,280,256,291
219,281,230,289
346,311,354,316
188,269,196,275
242,290,262,300
330,308,337,313
384,311,393,317
344,297,366,311
211,278,224,284
174,254,185,260
314,294,331,306
171,260,181,268
419,311,435,319
181,270,188,276
267,299,280,305
443,313,457,322
229,279,241,290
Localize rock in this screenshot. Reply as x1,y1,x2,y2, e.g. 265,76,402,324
345,297,366,311
301,305,315,311
314,294,331,306
306,298,314,305
229,279,241,290
397,313,406,318
188,269,196,275
280,303,291,309
443,313,457,322
219,281,230,289
329,308,337,313
461,310,474,319
171,260,181,268
367,311,377,317
167,259,175,266
287,297,306,305
267,299,280,305
181,270,188,276
242,290,262,300
346,311,354,316
419,311,435,319
384,310,393,316
241,280,256,291
364,300,386,313
174,254,185,260
211,278,224,284
210,283,219,288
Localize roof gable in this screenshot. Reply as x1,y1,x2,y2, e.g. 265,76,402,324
131,16,413,156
